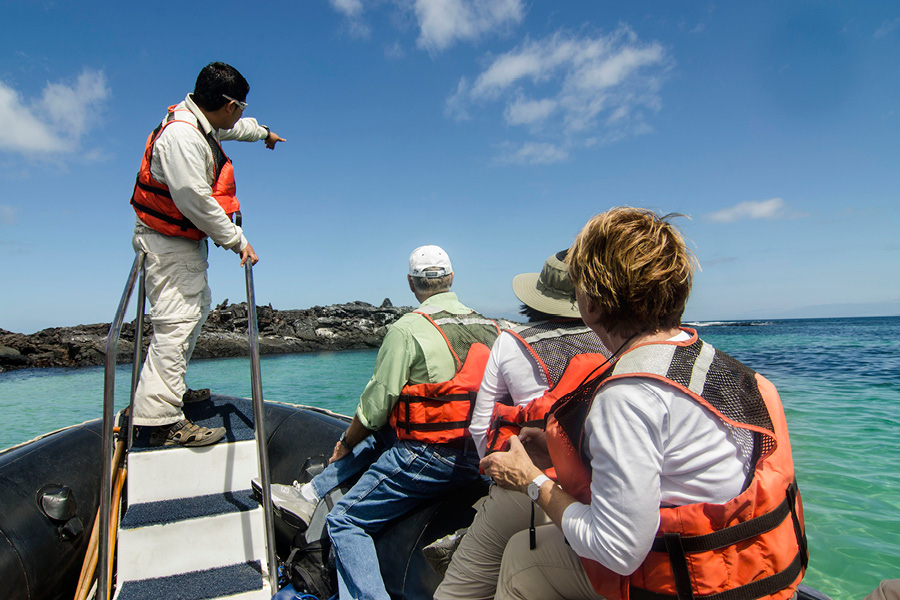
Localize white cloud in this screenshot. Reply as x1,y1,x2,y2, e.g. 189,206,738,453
0,84,65,152
444,77,472,120
330,0,365,17
0,69,109,155
707,198,788,223
384,41,405,59
451,26,670,162
496,141,568,165
504,96,556,126
414,0,524,52
329,0,371,38
327,0,523,50
875,18,900,39
0,204,19,225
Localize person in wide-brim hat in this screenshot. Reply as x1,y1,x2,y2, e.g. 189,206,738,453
511,250,581,319
435,248,610,599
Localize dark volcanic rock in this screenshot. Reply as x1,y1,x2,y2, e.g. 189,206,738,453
0,300,413,373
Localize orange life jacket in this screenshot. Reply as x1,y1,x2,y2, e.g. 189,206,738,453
546,330,808,600
485,322,609,455
130,105,240,240
390,309,500,444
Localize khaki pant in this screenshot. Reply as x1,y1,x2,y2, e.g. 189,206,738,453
131,231,211,426
496,525,605,600
866,580,900,600
436,485,552,600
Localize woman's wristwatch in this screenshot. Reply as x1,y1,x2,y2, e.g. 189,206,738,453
527,474,551,502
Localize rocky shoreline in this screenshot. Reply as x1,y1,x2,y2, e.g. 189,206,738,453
0,299,414,373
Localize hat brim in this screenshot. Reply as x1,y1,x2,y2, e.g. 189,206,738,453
512,273,582,319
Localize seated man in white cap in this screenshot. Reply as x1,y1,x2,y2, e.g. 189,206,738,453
281,245,500,600
433,250,610,599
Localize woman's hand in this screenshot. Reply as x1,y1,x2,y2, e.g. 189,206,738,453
480,435,544,494
519,426,553,470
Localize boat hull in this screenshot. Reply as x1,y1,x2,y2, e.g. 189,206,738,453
0,398,486,600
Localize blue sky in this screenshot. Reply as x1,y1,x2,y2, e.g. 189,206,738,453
1,1,898,333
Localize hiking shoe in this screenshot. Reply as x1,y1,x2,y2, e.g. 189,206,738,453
252,478,317,530
423,527,467,575
149,419,226,447
182,388,212,404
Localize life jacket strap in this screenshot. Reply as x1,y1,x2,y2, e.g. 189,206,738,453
648,484,797,555
638,483,807,600
395,391,475,432
630,552,804,600
786,481,809,570
391,419,471,432
130,195,197,233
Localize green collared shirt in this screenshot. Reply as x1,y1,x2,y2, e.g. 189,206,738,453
355,292,476,430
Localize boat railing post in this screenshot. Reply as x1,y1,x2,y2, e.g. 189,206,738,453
244,261,278,592
128,264,147,451
99,250,145,600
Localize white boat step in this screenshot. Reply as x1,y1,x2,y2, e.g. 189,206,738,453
113,560,272,600
117,504,266,583
121,489,258,530
126,439,260,504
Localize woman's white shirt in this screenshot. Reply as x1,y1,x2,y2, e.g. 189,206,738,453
469,331,549,459
560,333,752,575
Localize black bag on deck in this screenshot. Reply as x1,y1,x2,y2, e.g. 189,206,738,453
285,536,336,599
283,456,349,599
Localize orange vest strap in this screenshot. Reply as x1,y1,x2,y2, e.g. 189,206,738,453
649,483,797,554
130,194,196,232
630,552,805,600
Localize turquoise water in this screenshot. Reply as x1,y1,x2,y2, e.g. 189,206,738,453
1,317,898,598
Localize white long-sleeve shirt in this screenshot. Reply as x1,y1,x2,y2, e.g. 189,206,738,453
469,330,549,458
560,332,753,575
135,93,267,251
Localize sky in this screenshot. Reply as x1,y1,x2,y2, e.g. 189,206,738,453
1,1,898,334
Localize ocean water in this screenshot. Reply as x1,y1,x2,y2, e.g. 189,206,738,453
1,316,898,599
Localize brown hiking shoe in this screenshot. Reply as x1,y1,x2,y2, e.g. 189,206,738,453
182,388,212,404
149,419,226,447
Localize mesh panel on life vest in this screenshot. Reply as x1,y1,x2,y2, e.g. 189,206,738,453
429,312,500,370
549,371,611,467
704,348,775,459
552,337,777,469
512,322,610,387
204,131,228,180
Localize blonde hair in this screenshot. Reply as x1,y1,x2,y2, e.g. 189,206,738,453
567,207,695,337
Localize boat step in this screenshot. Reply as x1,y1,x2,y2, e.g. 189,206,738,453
117,501,266,582
126,439,260,504
121,489,257,530
114,560,271,600
128,395,257,451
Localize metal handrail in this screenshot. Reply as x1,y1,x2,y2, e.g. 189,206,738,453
245,261,278,591
128,264,147,450
97,253,277,596
99,250,146,600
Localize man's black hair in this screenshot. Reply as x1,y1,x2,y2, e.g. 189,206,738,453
193,62,250,111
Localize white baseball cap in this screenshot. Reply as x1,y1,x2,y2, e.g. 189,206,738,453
409,245,453,278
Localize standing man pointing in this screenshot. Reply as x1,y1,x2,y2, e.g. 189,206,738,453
130,61,285,447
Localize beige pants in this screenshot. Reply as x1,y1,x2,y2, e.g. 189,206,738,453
496,524,605,600
131,231,211,426
866,580,900,600
436,485,552,600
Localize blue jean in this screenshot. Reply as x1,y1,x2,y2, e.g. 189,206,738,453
310,428,396,500
325,439,483,600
